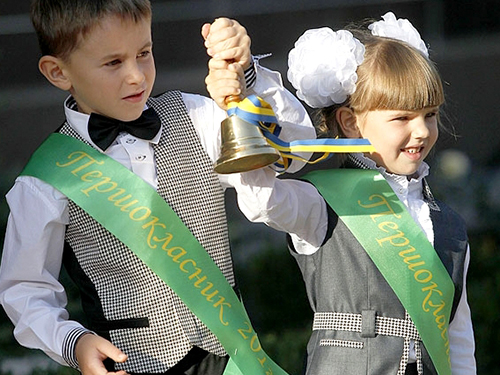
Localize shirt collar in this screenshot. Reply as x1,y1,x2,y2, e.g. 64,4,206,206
347,153,438,209
348,152,429,181
63,95,162,148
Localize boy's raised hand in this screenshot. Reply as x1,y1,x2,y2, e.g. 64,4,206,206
202,18,251,69
75,333,128,375
202,18,252,110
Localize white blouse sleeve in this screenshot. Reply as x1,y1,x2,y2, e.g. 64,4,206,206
448,245,477,374
0,176,88,365
228,168,328,254
249,63,316,174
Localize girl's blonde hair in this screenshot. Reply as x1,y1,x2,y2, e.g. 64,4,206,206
317,29,445,137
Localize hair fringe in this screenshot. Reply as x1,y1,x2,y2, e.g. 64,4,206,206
320,33,446,137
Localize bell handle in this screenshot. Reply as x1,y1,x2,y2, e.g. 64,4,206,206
225,94,242,106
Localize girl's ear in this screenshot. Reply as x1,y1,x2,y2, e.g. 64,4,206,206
38,55,72,91
336,107,361,138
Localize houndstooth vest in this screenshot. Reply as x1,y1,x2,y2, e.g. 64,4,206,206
60,91,233,373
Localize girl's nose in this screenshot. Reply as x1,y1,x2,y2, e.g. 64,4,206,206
413,116,431,138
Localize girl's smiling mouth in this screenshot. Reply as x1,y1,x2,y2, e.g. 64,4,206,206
402,146,424,160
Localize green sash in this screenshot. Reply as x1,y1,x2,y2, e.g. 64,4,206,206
21,133,287,375
302,169,454,375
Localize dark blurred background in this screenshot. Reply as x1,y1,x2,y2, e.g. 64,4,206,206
1,0,499,374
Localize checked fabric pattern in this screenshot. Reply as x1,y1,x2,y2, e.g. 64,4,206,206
313,311,421,340
59,91,232,373
313,311,423,374
149,90,236,352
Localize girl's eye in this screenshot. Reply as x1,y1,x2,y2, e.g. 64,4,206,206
394,116,408,122
426,111,437,118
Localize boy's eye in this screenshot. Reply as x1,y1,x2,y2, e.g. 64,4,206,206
106,59,121,66
138,50,151,58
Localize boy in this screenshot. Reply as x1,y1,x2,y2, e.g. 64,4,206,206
0,1,314,374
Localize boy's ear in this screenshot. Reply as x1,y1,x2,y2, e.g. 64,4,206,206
336,107,361,138
38,55,72,91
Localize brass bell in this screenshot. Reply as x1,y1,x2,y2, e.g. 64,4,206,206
214,95,280,174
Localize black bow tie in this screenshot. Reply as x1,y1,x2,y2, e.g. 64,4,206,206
88,108,161,151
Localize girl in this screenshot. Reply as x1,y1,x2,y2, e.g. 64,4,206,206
225,12,476,375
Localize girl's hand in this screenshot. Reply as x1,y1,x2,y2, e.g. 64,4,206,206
75,333,128,375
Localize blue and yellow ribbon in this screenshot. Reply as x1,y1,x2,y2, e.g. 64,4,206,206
227,95,376,171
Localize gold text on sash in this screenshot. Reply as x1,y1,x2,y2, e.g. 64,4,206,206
56,150,274,373
358,194,451,354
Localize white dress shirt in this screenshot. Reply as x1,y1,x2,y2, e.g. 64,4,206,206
0,64,315,366
229,154,477,374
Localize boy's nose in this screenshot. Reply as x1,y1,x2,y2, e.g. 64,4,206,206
125,62,145,85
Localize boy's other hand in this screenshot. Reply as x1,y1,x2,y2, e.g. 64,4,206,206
205,58,245,110
202,18,252,70
75,333,128,375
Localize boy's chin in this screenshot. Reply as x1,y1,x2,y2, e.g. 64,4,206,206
115,109,147,122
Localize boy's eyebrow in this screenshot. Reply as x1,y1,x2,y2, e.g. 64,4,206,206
141,40,153,49
101,40,153,62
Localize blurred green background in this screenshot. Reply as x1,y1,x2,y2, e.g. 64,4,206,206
1,0,500,374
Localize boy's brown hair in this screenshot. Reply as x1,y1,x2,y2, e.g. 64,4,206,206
30,0,152,61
